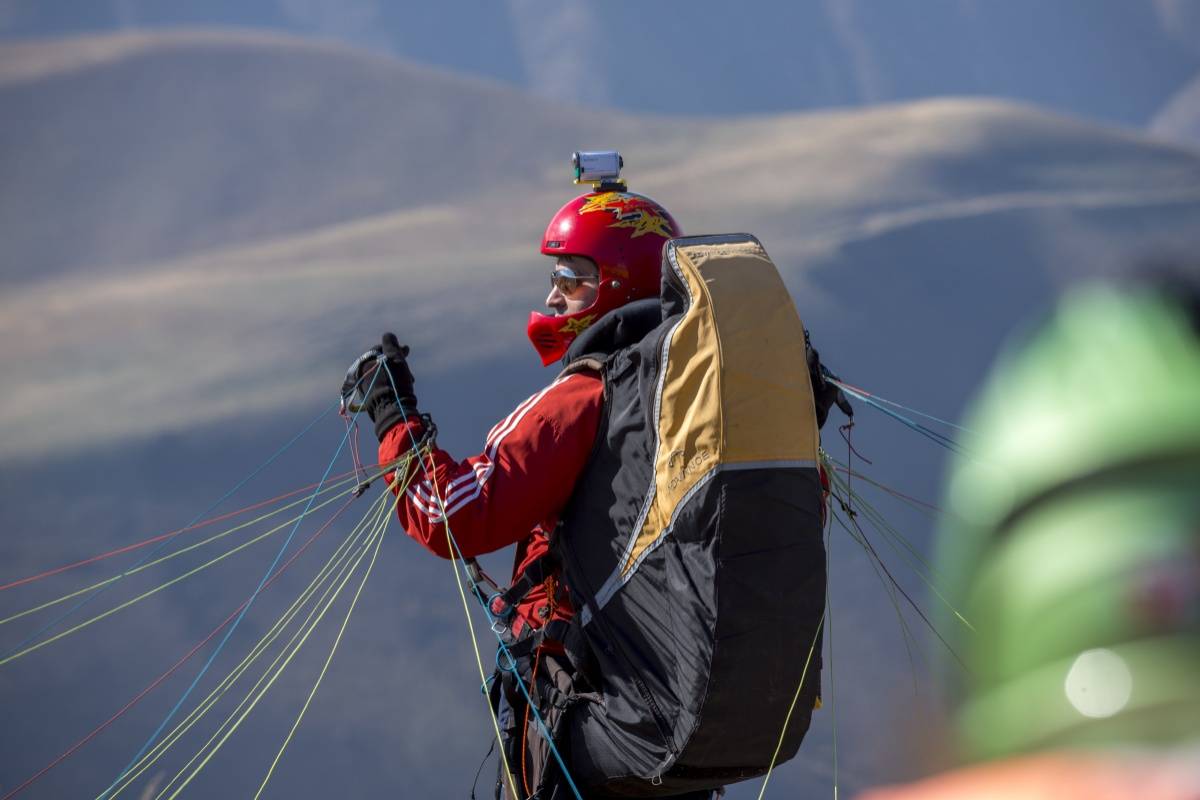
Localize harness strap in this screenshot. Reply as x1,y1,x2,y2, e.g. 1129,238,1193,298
487,552,562,624
465,558,502,594
504,619,571,661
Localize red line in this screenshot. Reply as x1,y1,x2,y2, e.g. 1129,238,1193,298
0,495,358,800
828,377,874,398
0,468,364,593
831,465,945,514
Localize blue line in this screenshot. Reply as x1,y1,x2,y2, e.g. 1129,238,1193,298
3,401,339,665
100,385,374,799
385,368,586,800
837,385,970,457
827,378,973,433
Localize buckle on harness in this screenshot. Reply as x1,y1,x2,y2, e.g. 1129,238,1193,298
487,592,516,626
495,647,518,673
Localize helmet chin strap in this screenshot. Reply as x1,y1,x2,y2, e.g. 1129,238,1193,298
593,275,630,307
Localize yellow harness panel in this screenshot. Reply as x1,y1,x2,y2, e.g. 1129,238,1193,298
620,235,819,576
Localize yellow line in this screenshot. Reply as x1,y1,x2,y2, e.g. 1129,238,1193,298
252,491,398,798
444,529,520,798
153,510,390,799
0,474,362,627
1,489,354,666
138,458,418,799
103,490,392,799
756,614,825,800
161,501,392,800
406,436,521,799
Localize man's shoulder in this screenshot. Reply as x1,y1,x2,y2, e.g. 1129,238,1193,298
531,370,604,426
483,371,602,449
543,369,603,404
491,371,602,440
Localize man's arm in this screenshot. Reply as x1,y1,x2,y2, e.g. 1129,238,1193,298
377,372,603,559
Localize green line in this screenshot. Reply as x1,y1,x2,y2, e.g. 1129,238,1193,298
1,490,355,667
150,516,385,800
161,503,391,799
826,516,839,800
824,465,972,633
832,509,920,687
0,474,362,628
756,613,825,798
253,496,395,798
104,480,406,798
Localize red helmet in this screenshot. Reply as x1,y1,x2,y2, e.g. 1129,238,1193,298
527,190,680,365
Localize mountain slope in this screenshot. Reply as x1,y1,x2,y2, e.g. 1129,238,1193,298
0,29,663,282
4,90,1200,460
1,2,1198,125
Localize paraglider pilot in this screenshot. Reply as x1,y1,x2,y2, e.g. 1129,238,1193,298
341,152,851,799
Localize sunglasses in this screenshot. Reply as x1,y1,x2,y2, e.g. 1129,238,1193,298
550,266,597,296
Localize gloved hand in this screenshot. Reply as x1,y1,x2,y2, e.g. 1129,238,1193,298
341,333,418,441
805,330,853,429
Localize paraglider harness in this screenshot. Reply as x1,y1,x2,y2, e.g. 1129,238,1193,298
466,548,572,671
466,549,599,800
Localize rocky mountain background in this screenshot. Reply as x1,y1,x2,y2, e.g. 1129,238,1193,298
1,11,1199,800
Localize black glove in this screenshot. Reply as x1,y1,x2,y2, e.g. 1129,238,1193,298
341,333,418,441
805,329,853,430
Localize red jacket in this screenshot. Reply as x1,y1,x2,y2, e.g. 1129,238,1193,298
378,371,604,636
